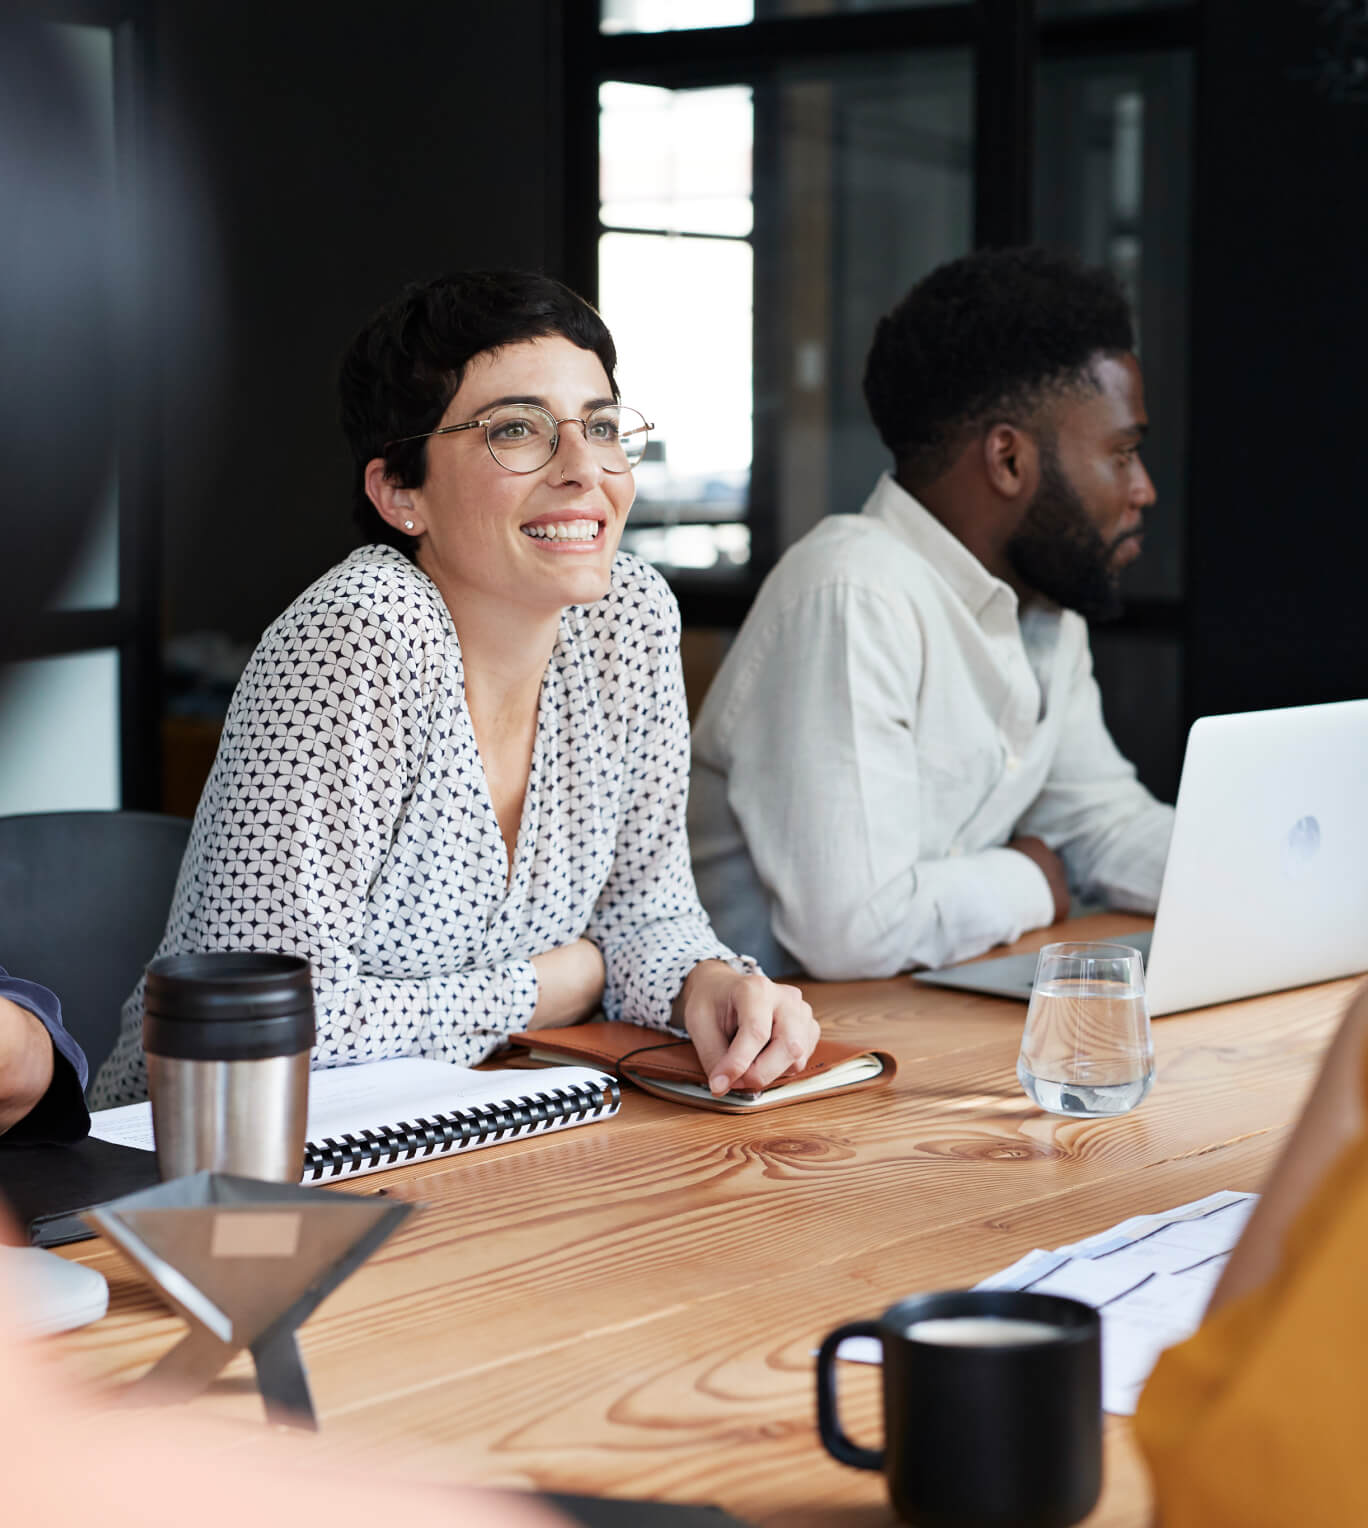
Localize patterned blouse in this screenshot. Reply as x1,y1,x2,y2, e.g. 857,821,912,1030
91,545,749,1107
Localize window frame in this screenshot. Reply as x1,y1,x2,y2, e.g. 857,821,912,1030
562,0,1200,642
0,0,163,809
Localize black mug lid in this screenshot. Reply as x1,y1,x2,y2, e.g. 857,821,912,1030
143,951,316,1061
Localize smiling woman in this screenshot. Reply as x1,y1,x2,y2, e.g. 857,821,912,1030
90,271,817,1111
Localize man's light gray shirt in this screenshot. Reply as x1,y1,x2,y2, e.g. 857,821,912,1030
688,473,1174,979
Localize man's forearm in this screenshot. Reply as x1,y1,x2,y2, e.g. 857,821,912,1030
768,844,1058,981
0,995,57,1133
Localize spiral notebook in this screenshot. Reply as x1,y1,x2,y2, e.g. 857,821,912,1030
85,1057,620,1184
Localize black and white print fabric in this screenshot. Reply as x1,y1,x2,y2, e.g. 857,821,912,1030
91,545,750,1107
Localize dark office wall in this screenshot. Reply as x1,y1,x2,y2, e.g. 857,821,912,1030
156,0,561,645
1187,0,1368,720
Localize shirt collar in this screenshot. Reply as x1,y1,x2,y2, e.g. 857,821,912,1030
861,471,1018,621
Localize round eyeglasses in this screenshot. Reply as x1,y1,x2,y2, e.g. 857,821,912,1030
387,403,653,475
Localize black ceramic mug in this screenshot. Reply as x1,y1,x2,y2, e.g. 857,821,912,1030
816,1289,1102,1528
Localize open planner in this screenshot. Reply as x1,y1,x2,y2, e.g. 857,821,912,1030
87,1058,621,1183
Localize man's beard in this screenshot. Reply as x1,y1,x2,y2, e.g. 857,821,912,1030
1005,443,1131,622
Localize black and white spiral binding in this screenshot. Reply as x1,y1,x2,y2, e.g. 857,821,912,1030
301,1078,621,1182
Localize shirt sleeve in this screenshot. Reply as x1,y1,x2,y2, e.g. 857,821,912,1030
92,593,539,1108
1014,635,1174,912
0,967,90,1144
586,580,753,1028
714,581,1056,980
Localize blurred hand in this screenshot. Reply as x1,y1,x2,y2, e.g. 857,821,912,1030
528,938,606,1029
1008,836,1071,923
675,961,819,1096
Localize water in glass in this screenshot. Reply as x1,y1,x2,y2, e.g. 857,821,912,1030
1017,942,1154,1117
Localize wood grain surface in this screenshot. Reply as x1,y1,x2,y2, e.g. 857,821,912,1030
48,914,1357,1526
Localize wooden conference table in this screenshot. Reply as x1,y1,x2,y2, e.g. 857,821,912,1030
50,913,1356,1526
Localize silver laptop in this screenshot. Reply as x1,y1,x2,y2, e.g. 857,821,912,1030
913,699,1368,1016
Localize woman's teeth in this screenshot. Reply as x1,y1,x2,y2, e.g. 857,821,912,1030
521,521,600,542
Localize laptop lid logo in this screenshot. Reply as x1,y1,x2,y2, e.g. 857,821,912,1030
1285,814,1321,877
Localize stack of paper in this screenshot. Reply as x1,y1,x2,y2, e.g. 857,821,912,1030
836,1190,1257,1414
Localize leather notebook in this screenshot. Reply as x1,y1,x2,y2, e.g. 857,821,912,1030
504,1021,895,1114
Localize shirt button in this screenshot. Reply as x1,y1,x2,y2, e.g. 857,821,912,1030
948,843,963,858
1005,753,1021,773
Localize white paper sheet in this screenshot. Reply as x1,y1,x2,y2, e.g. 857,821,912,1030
834,1189,1258,1414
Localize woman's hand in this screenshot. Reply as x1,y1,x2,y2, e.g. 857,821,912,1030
675,961,819,1096
528,938,606,1029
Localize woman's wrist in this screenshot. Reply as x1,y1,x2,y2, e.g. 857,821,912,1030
528,938,606,1029
674,959,731,1023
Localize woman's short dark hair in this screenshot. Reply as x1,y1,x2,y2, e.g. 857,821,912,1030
338,270,619,556
863,246,1135,490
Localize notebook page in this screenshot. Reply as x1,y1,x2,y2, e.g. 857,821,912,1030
305,1059,612,1138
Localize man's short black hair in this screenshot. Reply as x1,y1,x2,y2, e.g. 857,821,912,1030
862,246,1135,490
338,269,618,556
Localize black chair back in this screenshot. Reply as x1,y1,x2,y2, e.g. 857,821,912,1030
0,810,191,1090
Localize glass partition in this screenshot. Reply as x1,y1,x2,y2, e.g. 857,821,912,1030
1036,48,1193,602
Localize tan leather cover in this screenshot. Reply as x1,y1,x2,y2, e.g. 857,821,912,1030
503,1021,896,1113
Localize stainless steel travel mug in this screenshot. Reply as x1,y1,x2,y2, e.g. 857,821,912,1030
142,952,316,1182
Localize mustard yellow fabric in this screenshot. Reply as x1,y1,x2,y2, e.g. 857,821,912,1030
1135,1073,1368,1525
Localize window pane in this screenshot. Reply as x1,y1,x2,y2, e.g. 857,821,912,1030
772,51,974,549
602,0,752,34
1035,50,1193,601
601,0,965,31
622,522,751,572
599,230,753,563
598,53,972,581
17,23,122,614
49,463,119,611
600,82,753,236
0,650,121,813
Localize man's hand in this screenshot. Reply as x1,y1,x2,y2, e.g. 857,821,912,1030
674,961,819,1096
528,938,606,1029
1008,835,1071,923
0,996,56,1134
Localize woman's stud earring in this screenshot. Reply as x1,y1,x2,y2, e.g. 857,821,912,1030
403,519,415,531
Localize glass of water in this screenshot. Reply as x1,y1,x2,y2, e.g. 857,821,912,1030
1017,941,1154,1117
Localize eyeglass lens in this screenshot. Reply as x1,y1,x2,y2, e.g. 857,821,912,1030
483,404,649,474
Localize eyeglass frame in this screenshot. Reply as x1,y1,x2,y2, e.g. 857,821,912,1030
384,402,654,476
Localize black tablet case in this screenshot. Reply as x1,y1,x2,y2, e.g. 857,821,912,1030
0,1136,160,1246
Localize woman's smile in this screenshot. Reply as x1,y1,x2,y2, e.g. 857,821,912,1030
520,513,606,546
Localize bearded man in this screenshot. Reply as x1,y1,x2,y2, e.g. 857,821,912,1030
688,247,1175,979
